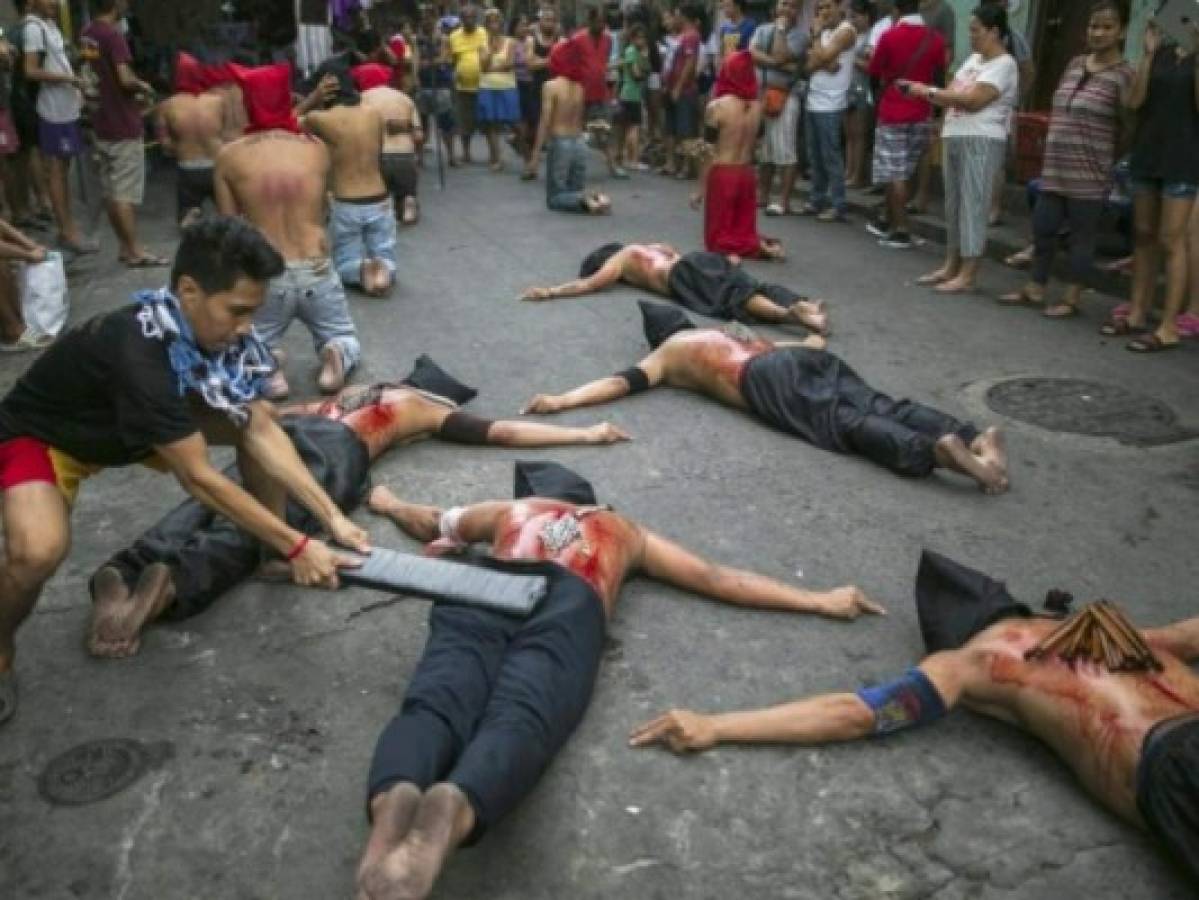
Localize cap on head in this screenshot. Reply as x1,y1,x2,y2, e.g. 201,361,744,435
638,300,695,349
513,461,598,506
578,242,624,277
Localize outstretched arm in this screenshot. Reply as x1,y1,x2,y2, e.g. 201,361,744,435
630,651,966,753
523,350,666,414
367,488,513,551
521,247,628,300
637,531,884,620
486,419,631,447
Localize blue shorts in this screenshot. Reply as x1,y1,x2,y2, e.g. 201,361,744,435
1131,178,1199,200
476,87,520,125
37,118,83,159
664,94,700,139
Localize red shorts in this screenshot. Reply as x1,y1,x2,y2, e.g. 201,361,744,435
0,436,58,492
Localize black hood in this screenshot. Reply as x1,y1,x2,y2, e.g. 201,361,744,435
579,242,624,278
513,461,597,506
638,300,695,349
400,355,478,405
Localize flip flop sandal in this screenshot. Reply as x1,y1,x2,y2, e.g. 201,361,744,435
1099,317,1144,337
1042,303,1079,319
0,670,16,725
916,272,949,286
122,254,169,268
997,289,1042,306
1127,334,1179,353
1175,312,1199,339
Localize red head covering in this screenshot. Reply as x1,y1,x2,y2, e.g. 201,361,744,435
205,62,237,87
351,63,393,93
174,52,213,96
230,62,300,134
548,40,585,83
714,50,758,101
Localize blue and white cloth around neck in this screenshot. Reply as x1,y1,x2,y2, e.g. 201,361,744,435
134,288,275,426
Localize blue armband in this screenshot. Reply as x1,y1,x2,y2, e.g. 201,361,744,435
856,667,947,736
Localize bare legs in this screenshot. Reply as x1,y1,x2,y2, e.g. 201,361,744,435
105,199,157,264
87,562,175,658
743,292,830,334
484,125,503,171
368,486,441,542
355,782,476,900
1129,194,1194,347
934,427,1009,495
45,155,85,250
0,482,70,722
0,263,25,343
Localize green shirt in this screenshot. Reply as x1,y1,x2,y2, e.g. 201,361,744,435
619,45,648,103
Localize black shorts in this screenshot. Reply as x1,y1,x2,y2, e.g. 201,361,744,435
663,93,699,139
380,152,418,205
619,100,643,127
1136,713,1199,882
176,164,215,220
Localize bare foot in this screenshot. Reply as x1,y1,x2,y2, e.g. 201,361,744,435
368,486,441,541
786,299,829,335
916,267,954,286
355,783,472,900
363,259,394,297
972,427,1009,492
88,563,175,659
318,346,346,394
934,434,1008,495
356,784,422,899
934,276,975,294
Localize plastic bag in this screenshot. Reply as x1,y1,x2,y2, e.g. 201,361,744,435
20,252,68,337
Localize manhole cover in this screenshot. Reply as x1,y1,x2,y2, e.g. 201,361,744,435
38,739,166,806
985,378,1195,447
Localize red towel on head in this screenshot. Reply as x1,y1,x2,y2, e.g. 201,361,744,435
231,62,299,134
548,40,585,83
714,50,758,101
205,62,236,87
351,63,393,93
175,52,213,95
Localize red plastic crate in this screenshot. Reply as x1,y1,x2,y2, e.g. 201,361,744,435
1015,112,1050,183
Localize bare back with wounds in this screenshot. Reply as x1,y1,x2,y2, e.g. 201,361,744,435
361,86,420,154
617,243,682,294
215,132,331,261
658,326,774,409
706,95,762,165
953,617,1199,824
490,499,644,613
542,76,585,137
304,105,387,200
158,93,226,163
282,387,450,460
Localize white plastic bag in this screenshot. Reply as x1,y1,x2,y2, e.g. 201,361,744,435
20,252,69,338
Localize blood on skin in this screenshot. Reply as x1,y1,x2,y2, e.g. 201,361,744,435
680,329,772,389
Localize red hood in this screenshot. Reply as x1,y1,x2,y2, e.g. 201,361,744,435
230,62,299,134
174,52,214,95
714,50,758,101
548,40,585,83
351,62,393,93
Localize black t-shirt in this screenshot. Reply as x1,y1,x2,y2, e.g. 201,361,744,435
0,306,199,466
1131,48,1199,184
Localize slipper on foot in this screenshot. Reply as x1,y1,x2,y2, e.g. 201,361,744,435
1127,334,1179,353
1042,303,1079,319
998,290,1042,306
121,254,169,269
1175,312,1199,339
0,670,15,725
1099,317,1145,337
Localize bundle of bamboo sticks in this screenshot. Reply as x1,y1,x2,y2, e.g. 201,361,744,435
1023,601,1162,672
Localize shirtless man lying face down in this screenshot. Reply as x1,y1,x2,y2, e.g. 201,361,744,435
87,359,631,658
521,241,830,334
632,550,1199,886
354,461,883,899
524,302,1009,492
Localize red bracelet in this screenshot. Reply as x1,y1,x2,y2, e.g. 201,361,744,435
286,535,310,561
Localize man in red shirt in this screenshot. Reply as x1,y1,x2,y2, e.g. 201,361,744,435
81,0,166,267
571,7,622,178
865,0,944,249
663,3,704,179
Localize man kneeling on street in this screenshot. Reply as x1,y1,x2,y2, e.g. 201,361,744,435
0,216,369,725
353,461,882,898
524,301,1009,492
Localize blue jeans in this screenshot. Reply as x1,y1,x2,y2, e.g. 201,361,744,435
330,199,398,287
256,261,361,373
546,136,588,213
805,109,847,214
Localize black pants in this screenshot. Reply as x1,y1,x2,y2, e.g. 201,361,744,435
1136,713,1199,884
367,560,606,843
740,348,979,478
1032,190,1103,286
176,165,216,222
667,251,802,322
380,152,418,206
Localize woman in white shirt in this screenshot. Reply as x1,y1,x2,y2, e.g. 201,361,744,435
900,5,1018,293
802,0,857,221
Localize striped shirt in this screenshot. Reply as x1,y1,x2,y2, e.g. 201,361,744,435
1040,57,1133,200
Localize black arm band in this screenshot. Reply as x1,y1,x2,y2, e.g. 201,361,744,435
615,366,651,395
703,125,719,144
438,411,495,445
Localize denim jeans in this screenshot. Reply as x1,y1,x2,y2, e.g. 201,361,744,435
804,109,847,214
256,260,361,373
546,136,588,213
330,198,398,287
